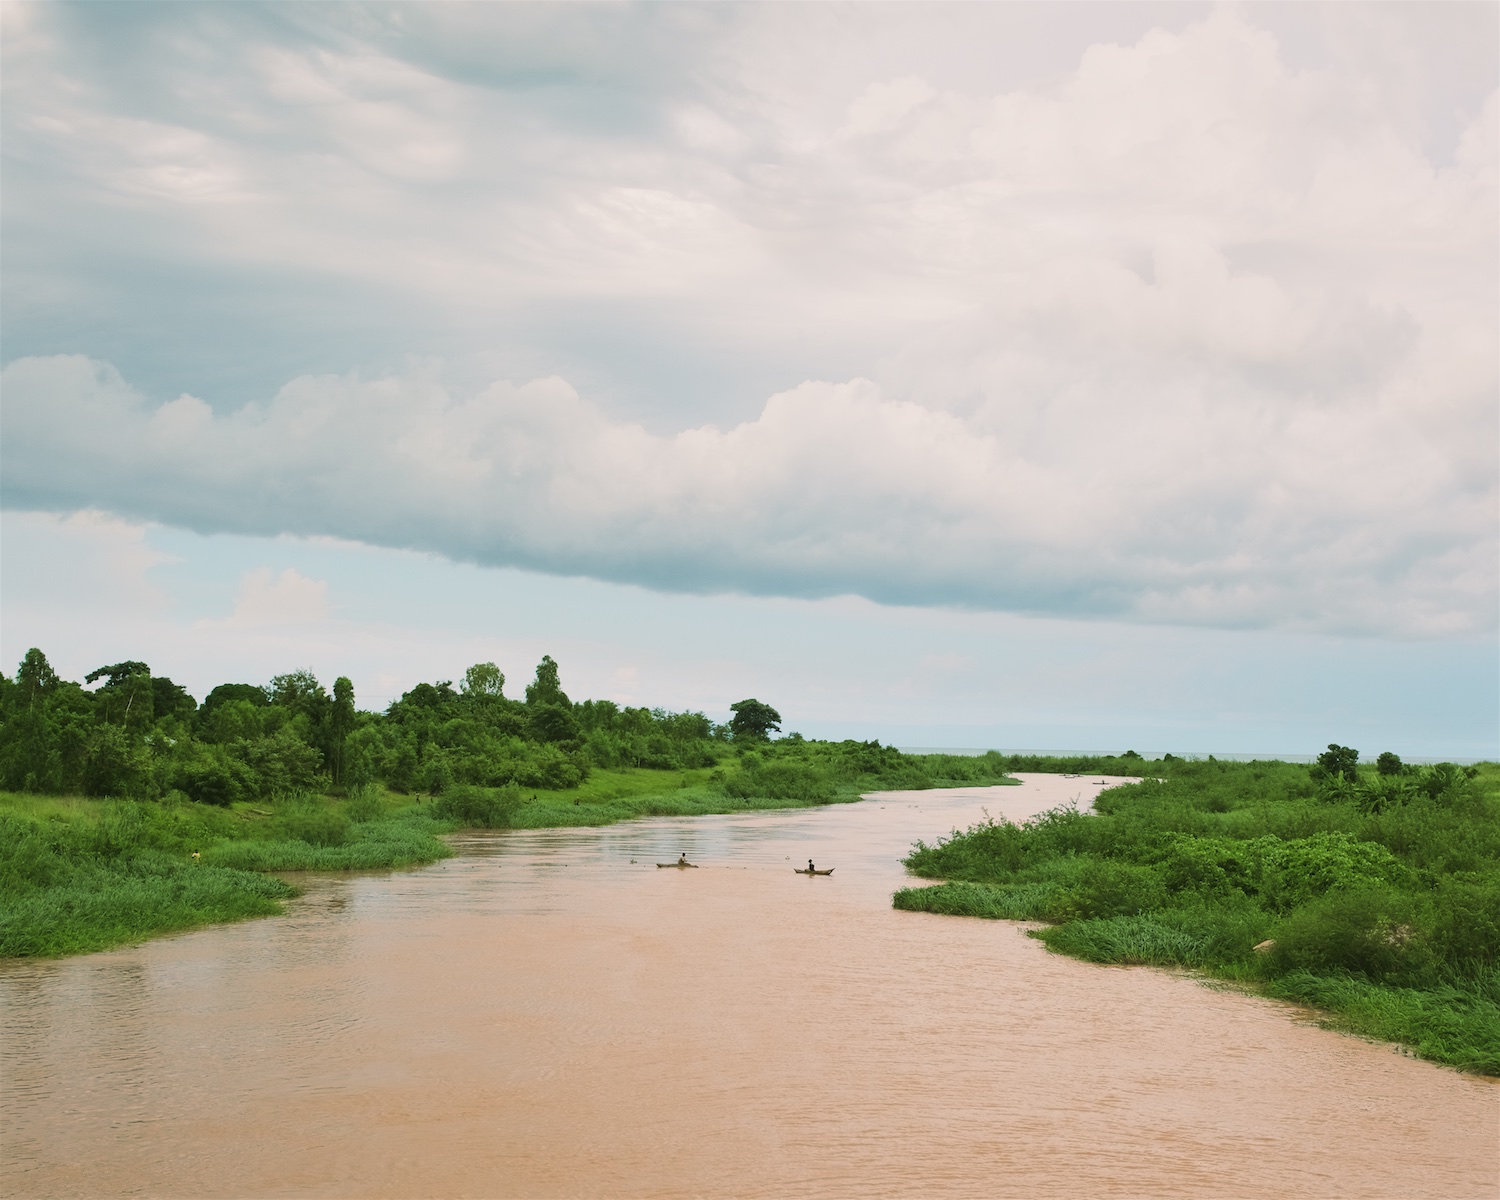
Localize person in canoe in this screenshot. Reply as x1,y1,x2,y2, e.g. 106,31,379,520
678,853,689,866
808,859,816,873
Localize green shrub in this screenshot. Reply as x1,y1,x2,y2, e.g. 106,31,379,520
894,757,1500,1074
892,880,1061,921
724,759,836,804
272,805,351,848
203,813,451,872
1054,858,1169,920
1257,832,1407,912
1423,873,1500,980
1268,886,1427,982
512,745,585,790
432,784,525,827
1036,914,1209,967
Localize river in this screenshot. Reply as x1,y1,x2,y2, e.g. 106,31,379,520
2,775,1495,1198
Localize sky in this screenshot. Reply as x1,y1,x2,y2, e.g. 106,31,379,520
2,2,1496,757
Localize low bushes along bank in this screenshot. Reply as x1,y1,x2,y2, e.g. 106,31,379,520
893,756,1500,1075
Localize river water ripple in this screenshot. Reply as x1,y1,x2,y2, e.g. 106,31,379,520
2,776,1495,1198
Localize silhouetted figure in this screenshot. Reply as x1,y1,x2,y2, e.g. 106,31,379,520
808,859,816,873
678,853,688,866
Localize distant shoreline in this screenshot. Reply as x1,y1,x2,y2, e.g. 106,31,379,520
897,747,1491,766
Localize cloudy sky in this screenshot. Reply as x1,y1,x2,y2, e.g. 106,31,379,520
2,2,1496,756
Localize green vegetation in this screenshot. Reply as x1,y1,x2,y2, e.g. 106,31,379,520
893,752,1500,1074
0,647,1017,957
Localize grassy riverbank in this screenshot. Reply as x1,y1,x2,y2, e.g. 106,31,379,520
893,755,1500,1074
1,745,1010,958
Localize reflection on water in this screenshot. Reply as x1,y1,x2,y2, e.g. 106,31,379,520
3,777,1495,1199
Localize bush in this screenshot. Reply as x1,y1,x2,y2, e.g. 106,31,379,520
512,745,585,790
1257,832,1406,912
432,784,525,827
1268,886,1427,982
172,751,253,807
272,804,350,848
1424,873,1500,979
892,880,1061,921
1054,858,1169,920
724,759,836,804
1037,914,1209,967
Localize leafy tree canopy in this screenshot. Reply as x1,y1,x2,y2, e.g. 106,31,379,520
525,655,570,708
85,661,150,690
200,683,271,719
462,662,505,699
1316,743,1360,782
1376,751,1405,776
730,698,781,742
16,648,60,703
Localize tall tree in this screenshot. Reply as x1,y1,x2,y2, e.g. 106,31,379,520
17,648,60,707
525,656,570,708
729,699,781,742
328,676,356,785
462,662,505,699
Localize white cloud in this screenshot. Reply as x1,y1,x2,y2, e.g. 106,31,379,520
2,349,1492,637
1,7,1494,639
221,567,330,627
0,509,173,618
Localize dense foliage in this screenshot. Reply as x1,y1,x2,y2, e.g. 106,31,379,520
0,647,1014,957
894,754,1500,1074
0,648,739,803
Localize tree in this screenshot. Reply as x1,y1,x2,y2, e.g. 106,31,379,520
268,669,328,715
84,661,150,690
529,702,579,744
150,676,197,724
729,699,781,742
86,662,154,732
16,648,60,707
525,655,570,708
328,677,356,785
1376,752,1405,777
1317,744,1360,783
461,662,505,699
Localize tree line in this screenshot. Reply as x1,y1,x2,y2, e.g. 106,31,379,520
0,648,784,805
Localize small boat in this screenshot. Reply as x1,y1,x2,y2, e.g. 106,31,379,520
793,867,834,876
657,861,699,869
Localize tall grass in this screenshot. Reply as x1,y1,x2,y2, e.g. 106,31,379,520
0,793,451,956
0,812,297,957
202,811,452,871
895,757,1500,1074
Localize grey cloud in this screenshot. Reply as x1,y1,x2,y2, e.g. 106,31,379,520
2,353,1492,637
1,6,1494,635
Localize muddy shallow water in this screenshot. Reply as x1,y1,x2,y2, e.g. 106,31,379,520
3,775,1496,1199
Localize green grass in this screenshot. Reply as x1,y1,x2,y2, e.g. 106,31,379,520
893,756,1500,1074
0,813,298,957
894,880,1061,921
1265,969,1500,1076
0,745,1029,958
0,790,452,957
202,809,453,871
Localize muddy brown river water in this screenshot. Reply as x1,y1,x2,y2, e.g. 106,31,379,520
2,775,1496,1199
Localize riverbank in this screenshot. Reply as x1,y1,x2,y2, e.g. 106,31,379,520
7,779,1494,1200
0,747,1018,958
893,758,1500,1075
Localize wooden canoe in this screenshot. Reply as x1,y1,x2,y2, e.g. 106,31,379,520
657,862,699,869
793,868,834,875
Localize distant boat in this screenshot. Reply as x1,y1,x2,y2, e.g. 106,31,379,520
793,867,834,876
657,861,699,869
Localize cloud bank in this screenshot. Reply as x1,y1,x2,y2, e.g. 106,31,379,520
4,348,1492,636
2,7,1495,636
